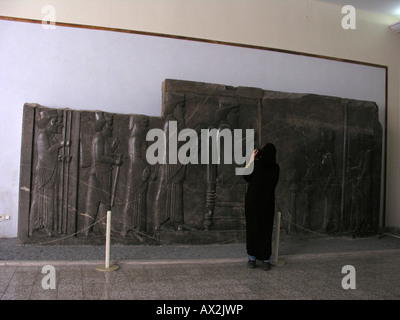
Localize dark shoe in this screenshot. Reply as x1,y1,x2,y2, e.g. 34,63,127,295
247,260,256,269
261,261,271,271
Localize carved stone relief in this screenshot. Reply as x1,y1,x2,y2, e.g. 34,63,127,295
18,79,382,244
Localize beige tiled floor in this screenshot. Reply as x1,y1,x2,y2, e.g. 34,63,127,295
1,249,400,300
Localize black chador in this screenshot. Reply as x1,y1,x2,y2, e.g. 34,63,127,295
244,143,280,261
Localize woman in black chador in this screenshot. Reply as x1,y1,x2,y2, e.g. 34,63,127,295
244,143,280,271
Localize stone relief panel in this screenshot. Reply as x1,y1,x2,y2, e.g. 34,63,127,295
18,79,382,244
261,93,382,235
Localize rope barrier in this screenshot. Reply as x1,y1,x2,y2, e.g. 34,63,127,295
279,214,395,241
24,214,107,246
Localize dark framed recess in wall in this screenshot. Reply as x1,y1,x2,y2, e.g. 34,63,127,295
0,15,388,229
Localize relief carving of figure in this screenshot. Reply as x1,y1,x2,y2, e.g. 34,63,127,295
29,110,67,237
317,128,340,232
216,104,239,184
349,133,373,233
288,169,300,232
302,165,316,230
121,115,150,237
84,113,122,236
154,103,187,231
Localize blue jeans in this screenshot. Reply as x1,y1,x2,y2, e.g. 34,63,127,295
248,255,270,263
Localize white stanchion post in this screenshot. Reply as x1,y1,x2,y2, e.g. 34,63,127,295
105,210,111,268
97,210,119,272
271,211,285,266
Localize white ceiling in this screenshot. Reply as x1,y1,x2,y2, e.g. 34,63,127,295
318,0,400,17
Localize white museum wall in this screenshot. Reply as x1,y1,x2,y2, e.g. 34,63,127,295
0,0,399,237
